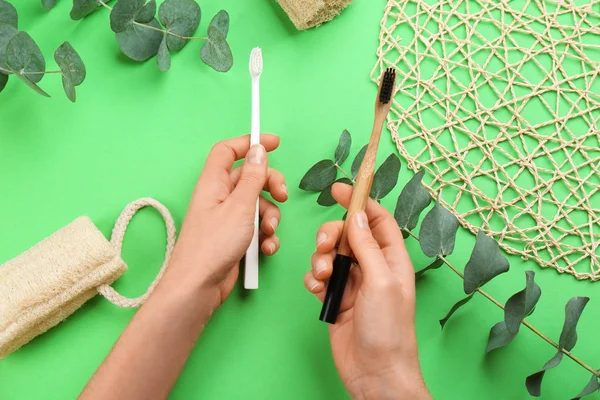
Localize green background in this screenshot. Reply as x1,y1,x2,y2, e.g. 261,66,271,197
1,1,599,399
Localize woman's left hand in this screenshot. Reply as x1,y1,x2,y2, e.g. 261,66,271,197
168,134,287,307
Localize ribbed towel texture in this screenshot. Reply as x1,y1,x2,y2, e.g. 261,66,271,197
278,0,353,30
0,217,127,359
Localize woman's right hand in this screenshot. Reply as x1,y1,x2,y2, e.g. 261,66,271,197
304,183,431,400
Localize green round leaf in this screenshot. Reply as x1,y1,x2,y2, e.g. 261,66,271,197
0,72,7,92
14,72,50,97
415,257,443,277
395,169,432,232
6,31,45,83
110,0,144,33
55,42,86,102
317,177,352,206
334,129,351,164
573,373,600,400
157,34,170,71
418,200,459,258
351,144,367,178
463,231,509,294
439,294,474,329
0,23,18,71
201,25,232,72
209,10,229,38
158,0,200,51
0,0,17,29
54,42,86,85
370,153,400,200
485,271,541,353
111,0,155,32
116,17,163,61
299,159,337,192
41,0,58,10
71,0,113,20
135,0,156,23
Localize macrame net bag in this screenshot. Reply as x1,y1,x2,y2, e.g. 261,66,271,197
372,0,600,280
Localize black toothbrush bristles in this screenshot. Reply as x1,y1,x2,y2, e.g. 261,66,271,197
379,68,396,104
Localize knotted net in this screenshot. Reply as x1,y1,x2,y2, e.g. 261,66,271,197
372,0,600,280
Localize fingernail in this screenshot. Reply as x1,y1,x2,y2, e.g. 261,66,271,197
269,243,276,254
316,232,327,248
270,217,279,231
248,144,266,165
315,258,327,276
355,211,367,230
310,279,320,292
281,184,288,195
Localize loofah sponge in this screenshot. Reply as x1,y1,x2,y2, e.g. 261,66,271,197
0,217,127,359
277,0,353,30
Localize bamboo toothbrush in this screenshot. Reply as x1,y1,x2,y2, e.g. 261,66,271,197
320,67,397,323
245,47,263,290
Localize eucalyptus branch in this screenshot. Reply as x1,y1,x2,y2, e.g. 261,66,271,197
133,21,207,41
0,67,62,75
406,230,600,378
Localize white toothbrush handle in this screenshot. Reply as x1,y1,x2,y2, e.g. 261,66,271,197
245,77,260,289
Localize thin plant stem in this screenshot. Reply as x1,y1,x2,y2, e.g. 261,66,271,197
98,0,112,10
335,164,355,183
406,230,600,377
0,66,63,75
132,21,207,41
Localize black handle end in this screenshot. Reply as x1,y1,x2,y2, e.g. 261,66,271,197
319,254,354,324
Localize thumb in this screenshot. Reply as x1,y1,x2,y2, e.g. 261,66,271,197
347,211,390,285
227,144,268,209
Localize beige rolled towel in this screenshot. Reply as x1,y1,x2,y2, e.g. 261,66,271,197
278,0,353,30
0,217,127,359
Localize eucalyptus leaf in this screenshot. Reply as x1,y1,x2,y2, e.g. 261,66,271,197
157,34,170,72
526,297,590,396
158,0,200,51
6,32,45,83
418,200,459,258
395,170,431,234
54,42,86,102
136,0,156,23
317,177,352,207
200,25,232,72
351,145,367,178
439,294,474,329
41,0,58,10
299,160,337,192
572,373,600,400
14,72,49,96
485,271,541,353
209,10,229,38
116,17,162,61
370,154,400,200
0,0,17,29
71,0,113,20
110,0,144,33
0,72,7,92
415,257,443,277
334,129,351,164
463,231,509,294
0,23,18,70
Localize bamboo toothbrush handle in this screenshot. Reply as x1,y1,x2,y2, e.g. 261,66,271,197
337,112,387,257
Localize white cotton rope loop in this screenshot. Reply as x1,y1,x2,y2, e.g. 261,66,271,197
97,198,176,308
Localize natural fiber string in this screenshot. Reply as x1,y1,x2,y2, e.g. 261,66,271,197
97,198,176,307
372,0,600,279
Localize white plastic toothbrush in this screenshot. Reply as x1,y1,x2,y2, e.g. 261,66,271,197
245,47,263,290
